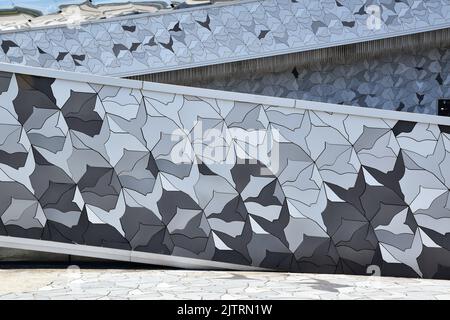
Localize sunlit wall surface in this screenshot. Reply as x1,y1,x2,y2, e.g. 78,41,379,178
1,66,450,278
0,0,448,77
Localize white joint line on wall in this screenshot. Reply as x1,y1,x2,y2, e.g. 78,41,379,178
0,235,268,271
1,62,450,126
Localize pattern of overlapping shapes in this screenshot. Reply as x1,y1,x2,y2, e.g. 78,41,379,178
1,71,450,278
0,0,449,76
204,47,450,115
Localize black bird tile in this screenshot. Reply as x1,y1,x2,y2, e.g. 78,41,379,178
71,54,86,66
56,52,68,62
396,102,406,112
1,40,18,54
159,37,174,53
416,93,425,105
355,5,366,15
113,44,128,57
169,22,182,32
436,73,444,85
71,54,85,61
196,15,211,31
392,120,416,136
122,25,136,32
258,30,270,40
342,21,355,28
145,36,157,47
129,43,141,52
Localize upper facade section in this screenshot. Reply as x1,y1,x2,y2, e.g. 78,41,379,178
0,0,449,77
0,1,216,31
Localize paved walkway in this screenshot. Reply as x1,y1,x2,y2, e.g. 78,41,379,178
0,268,449,300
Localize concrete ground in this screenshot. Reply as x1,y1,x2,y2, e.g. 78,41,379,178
0,267,450,299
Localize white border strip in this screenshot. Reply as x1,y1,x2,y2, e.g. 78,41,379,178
0,235,267,271
1,62,450,126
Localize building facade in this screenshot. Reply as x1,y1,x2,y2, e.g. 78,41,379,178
0,0,449,278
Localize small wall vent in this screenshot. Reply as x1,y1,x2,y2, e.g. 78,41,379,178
438,99,450,117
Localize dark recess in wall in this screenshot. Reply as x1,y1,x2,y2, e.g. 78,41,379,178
439,99,450,117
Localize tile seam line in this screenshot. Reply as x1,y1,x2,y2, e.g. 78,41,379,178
108,24,450,78
1,62,450,127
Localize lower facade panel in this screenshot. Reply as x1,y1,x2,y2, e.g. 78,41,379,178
1,65,450,279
